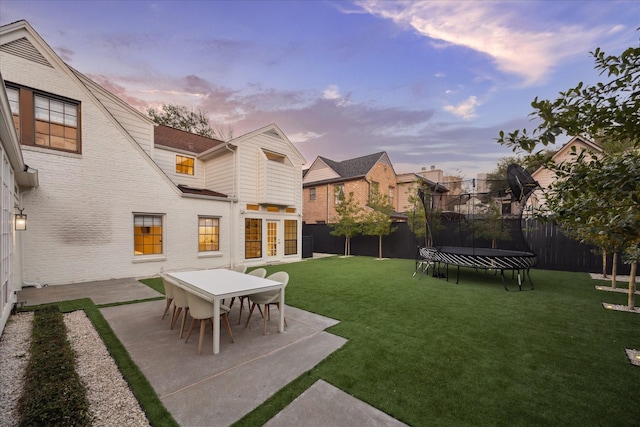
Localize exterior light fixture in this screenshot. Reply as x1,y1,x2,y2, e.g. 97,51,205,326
15,209,27,231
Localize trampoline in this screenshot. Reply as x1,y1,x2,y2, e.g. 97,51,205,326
416,164,539,291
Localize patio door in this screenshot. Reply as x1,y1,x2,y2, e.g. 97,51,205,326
266,220,281,262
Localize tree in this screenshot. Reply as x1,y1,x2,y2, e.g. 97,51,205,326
147,103,233,140
498,40,640,308
544,151,639,305
329,190,363,256
362,186,397,259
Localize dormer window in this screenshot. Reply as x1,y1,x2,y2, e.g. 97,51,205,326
176,155,194,175
263,149,286,163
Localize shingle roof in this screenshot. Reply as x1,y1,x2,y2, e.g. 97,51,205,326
319,152,387,179
154,124,225,154
177,185,227,198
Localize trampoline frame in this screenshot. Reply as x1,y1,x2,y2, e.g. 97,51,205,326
416,246,536,291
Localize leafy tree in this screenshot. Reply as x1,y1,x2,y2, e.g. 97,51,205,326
329,190,363,256
362,186,397,259
543,151,639,305
498,44,639,152
498,40,640,307
147,103,233,140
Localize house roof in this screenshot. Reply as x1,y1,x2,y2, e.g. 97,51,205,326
531,135,603,179
154,124,225,154
319,151,388,179
396,172,449,193
177,185,227,198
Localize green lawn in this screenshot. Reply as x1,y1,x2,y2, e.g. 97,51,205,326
232,256,640,426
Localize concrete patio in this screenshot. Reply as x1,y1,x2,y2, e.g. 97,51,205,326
18,278,407,426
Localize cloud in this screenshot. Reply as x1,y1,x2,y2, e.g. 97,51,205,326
443,96,480,120
354,0,611,85
323,84,341,99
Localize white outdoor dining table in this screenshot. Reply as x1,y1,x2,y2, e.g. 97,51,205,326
167,268,285,354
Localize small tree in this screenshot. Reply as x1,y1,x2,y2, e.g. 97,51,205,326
329,190,363,256
362,186,397,259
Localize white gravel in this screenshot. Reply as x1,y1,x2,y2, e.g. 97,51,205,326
0,311,150,427
0,312,33,427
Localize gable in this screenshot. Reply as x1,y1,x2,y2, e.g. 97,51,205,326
303,151,392,185
302,158,340,184
0,36,52,68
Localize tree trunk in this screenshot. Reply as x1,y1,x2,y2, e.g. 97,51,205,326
611,252,618,289
344,237,348,256
601,250,607,278
628,261,637,309
378,235,383,259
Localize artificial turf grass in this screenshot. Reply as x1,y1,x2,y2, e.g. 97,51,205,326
232,256,640,427
17,305,92,426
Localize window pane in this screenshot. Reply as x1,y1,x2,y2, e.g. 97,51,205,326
284,220,297,255
134,215,163,255
7,87,19,114
198,217,219,252
33,94,79,152
245,218,262,258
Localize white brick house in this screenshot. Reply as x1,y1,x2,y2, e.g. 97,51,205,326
0,72,39,333
0,20,304,302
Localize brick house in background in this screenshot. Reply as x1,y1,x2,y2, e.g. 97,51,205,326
302,152,399,224
0,18,304,320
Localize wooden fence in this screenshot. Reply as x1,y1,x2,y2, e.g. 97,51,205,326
302,220,631,275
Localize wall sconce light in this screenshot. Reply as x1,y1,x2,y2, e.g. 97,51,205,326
15,208,27,231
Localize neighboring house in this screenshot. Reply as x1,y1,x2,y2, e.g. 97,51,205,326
396,172,448,213
0,18,304,309
302,152,399,224
528,135,603,212
0,73,39,333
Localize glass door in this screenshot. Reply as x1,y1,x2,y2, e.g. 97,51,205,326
266,220,280,261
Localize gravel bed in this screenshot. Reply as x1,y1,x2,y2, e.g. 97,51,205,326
63,311,150,427
0,312,33,426
0,311,150,427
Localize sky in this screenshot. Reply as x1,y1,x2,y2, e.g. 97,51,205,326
1,1,638,178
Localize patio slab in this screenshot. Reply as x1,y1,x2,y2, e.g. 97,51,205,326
19,276,407,426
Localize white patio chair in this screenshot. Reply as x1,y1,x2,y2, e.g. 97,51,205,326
244,271,288,335
184,291,233,354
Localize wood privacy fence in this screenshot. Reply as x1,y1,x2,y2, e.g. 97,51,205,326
302,219,631,275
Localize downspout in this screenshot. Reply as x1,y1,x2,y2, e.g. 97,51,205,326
224,143,237,267
326,185,329,223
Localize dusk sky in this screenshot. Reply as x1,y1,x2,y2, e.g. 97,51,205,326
2,1,638,178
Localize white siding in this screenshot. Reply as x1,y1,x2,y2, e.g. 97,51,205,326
302,159,339,184
76,73,155,157
154,147,206,188
204,150,235,196
1,32,233,286
234,127,303,265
